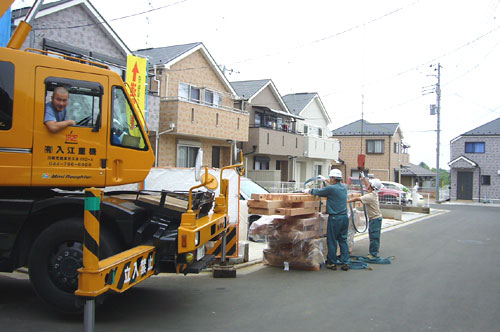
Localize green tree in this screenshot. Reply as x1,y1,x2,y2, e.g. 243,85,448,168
418,161,450,186
419,161,430,170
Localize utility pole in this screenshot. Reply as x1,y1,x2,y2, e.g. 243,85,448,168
423,63,442,203
435,63,442,203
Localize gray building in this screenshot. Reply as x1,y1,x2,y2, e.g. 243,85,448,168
12,0,131,77
449,117,500,203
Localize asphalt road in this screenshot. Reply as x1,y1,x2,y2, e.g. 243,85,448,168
1,204,499,332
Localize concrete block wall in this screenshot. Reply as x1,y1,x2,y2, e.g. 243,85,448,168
22,5,125,60
450,136,500,202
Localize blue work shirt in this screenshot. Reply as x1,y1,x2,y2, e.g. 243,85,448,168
311,182,348,215
44,102,67,123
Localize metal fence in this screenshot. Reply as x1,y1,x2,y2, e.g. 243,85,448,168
255,181,302,193
256,180,434,207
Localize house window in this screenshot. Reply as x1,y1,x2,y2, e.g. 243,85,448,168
367,140,384,154
314,165,322,177
177,145,200,167
216,113,219,126
465,142,485,153
394,142,399,153
267,133,270,144
205,90,213,105
254,156,269,170
214,93,222,107
179,82,200,103
304,125,308,135
276,160,281,170
0,61,15,131
212,146,220,168
318,127,323,137
255,113,262,127
481,175,491,185
204,90,222,108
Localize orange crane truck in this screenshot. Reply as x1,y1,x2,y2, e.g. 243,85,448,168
0,0,232,313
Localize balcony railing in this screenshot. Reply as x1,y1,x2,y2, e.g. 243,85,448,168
161,96,248,115
249,124,301,135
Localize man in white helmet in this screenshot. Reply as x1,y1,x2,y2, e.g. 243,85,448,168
304,168,350,271
347,172,383,258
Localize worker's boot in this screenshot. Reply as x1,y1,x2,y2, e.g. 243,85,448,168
341,264,350,271
326,263,337,270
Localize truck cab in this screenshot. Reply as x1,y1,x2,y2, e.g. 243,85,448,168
0,49,154,188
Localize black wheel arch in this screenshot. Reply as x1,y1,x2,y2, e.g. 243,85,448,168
9,196,143,269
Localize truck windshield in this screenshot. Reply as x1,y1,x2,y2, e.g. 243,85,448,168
111,86,147,150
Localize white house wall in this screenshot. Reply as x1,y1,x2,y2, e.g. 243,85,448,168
302,98,328,128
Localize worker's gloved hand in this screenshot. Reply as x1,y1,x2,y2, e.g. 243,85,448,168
317,175,326,181
360,171,365,179
303,188,312,195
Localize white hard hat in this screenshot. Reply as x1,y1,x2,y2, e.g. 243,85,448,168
329,169,342,179
369,178,384,191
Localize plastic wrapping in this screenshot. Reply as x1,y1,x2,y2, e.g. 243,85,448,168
249,213,327,270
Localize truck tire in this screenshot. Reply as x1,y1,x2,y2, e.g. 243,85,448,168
28,217,120,314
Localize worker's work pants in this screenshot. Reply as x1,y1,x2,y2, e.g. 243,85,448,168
326,214,350,265
369,217,383,257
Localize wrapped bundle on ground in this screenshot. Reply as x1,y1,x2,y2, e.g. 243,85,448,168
247,193,330,271
263,240,325,271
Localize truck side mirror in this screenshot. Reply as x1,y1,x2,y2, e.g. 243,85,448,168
194,148,203,181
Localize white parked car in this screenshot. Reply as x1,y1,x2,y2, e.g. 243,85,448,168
240,177,270,241
380,181,425,206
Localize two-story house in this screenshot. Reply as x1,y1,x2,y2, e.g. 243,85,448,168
231,79,303,186
136,42,249,168
330,119,410,182
12,0,130,77
448,117,500,203
282,92,339,183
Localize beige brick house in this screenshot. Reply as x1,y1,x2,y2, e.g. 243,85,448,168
136,43,249,168
330,119,410,182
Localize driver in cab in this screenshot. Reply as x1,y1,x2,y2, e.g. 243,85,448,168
44,86,76,133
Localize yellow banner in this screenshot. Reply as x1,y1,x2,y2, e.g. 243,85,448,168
126,55,148,116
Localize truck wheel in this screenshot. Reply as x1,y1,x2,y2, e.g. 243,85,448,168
28,218,120,314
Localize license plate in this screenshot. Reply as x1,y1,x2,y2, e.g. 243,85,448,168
197,245,205,260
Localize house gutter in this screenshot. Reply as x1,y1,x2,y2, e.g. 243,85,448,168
478,165,481,203
388,135,392,181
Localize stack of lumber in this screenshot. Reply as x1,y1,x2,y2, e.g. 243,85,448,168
248,193,327,271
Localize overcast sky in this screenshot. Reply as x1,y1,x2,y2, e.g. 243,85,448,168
14,0,500,169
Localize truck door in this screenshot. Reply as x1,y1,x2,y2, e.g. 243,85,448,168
105,85,154,186
32,68,108,187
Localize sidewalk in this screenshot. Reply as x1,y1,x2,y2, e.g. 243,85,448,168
236,208,445,268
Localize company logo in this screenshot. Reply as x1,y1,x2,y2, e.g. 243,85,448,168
42,173,50,179
65,131,78,144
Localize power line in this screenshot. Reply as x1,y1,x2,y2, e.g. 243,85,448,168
232,0,421,64
32,0,190,30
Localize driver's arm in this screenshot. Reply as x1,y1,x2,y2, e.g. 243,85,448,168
44,119,76,133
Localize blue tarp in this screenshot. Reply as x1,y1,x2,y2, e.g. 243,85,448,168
0,8,12,47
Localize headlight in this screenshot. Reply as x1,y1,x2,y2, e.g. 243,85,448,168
195,231,200,246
